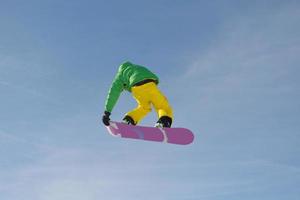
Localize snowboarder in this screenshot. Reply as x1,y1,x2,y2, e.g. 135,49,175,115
102,61,173,128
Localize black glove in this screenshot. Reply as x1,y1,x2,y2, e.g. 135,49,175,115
102,111,111,126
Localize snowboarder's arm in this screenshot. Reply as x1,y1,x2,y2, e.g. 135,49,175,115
104,72,124,113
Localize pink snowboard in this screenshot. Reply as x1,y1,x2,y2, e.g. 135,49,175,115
106,121,194,145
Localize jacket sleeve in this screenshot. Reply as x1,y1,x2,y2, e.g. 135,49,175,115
104,72,124,113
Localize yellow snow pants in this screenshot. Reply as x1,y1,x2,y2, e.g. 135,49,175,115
126,82,173,124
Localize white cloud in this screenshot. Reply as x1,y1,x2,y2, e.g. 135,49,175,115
182,4,300,91
165,4,300,129
0,145,179,200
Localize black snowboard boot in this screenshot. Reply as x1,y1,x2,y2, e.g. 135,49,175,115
122,115,136,125
155,116,172,128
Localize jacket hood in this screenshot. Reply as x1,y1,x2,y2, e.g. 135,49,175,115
119,61,133,72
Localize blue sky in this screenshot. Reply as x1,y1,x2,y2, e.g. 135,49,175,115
1,0,300,199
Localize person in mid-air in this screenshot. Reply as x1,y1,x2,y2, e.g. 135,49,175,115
102,61,173,128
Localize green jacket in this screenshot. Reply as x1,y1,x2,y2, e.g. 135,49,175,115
104,61,159,113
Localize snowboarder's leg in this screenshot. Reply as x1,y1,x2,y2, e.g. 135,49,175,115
147,83,173,127
125,104,151,124
125,85,152,124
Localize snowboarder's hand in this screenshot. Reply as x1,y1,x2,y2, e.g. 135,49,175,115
102,111,111,126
